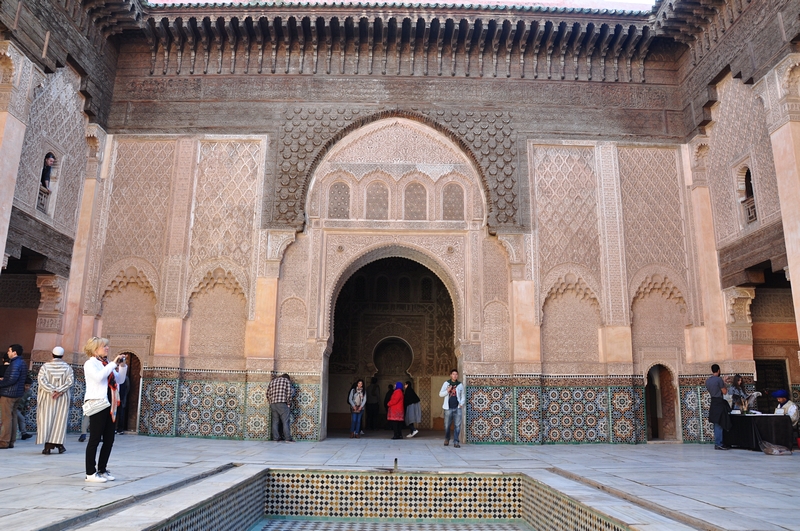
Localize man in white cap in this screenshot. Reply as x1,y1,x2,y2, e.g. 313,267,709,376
36,346,75,454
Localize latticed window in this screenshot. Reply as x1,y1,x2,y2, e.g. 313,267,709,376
376,276,389,301
366,181,389,219
421,277,433,301
404,182,427,220
399,277,411,302
328,182,350,219
442,183,464,221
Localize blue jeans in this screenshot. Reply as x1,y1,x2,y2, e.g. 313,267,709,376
444,408,462,442
714,423,724,447
350,410,363,434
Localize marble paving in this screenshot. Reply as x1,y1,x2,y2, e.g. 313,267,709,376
0,431,797,531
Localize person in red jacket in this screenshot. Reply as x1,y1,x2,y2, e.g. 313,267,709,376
386,382,405,440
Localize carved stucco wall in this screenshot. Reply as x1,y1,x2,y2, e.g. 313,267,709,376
13,66,87,236
532,145,601,294
102,140,175,294
618,146,694,325
89,136,266,370
706,74,781,246
270,109,515,231
541,284,602,375
631,286,687,377
101,282,157,361
187,282,247,370
277,117,514,375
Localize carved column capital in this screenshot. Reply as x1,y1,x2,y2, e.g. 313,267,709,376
258,229,296,278
755,53,800,133
722,286,755,345
36,274,68,334
0,41,42,121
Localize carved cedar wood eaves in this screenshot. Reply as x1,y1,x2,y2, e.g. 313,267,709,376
140,8,656,82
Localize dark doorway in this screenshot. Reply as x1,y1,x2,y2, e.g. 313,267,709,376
645,364,678,441
123,352,142,432
326,257,456,435
755,360,789,413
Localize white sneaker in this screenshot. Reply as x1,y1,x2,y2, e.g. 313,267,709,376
359,430,365,435
407,430,418,438
85,473,107,483
100,471,116,481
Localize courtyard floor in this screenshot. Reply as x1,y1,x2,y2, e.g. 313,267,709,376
0,431,797,531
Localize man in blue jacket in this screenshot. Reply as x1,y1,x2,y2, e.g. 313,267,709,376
0,344,27,449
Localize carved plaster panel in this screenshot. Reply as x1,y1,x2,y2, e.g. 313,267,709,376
36,275,68,334
190,138,266,319
707,75,781,246
751,288,796,323
595,144,629,327
0,41,40,122
723,286,755,345
13,66,87,236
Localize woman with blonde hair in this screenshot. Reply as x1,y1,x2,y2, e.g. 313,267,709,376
82,337,127,483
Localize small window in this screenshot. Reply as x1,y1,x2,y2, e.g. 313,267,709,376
742,169,757,224
398,277,411,302
421,278,433,301
37,152,57,214
366,182,389,220
442,183,464,221
404,182,427,220
376,276,389,302
328,182,350,219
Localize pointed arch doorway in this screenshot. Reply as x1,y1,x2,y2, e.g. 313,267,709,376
326,257,457,436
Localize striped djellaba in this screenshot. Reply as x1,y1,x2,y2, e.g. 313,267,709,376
36,360,75,446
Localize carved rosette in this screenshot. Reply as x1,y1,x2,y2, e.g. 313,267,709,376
722,286,755,345
36,275,68,334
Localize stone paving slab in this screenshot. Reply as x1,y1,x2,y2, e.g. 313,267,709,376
0,431,796,531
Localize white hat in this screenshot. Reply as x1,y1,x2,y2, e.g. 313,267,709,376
52,346,65,358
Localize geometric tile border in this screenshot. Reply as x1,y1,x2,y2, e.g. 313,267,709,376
466,377,646,445
139,369,321,441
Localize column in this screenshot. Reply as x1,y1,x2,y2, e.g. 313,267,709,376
759,54,800,340
245,230,295,370
684,140,729,364
722,286,755,360
32,274,68,362
594,144,633,371
60,125,109,361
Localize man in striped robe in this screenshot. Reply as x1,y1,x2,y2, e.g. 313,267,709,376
36,347,75,454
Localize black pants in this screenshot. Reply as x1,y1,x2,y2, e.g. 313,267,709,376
365,403,379,429
85,407,116,475
392,420,403,439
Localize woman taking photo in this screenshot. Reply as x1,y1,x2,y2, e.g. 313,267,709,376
348,379,366,438
83,337,127,483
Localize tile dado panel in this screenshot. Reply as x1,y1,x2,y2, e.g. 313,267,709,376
24,363,85,435
138,369,321,441
466,376,645,445
679,374,756,443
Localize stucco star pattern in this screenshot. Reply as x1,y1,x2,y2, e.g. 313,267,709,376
532,145,600,279
618,147,687,281
104,141,175,274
